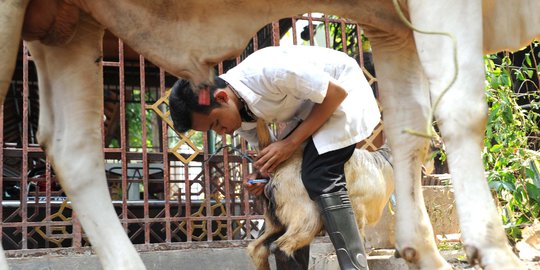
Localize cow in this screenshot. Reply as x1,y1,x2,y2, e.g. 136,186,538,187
1,0,538,269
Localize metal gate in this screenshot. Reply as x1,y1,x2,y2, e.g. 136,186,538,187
1,14,381,254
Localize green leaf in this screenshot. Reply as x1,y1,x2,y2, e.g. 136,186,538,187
502,73,511,85
525,53,532,67
502,106,514,124
501,181,516,192
529,159,540,189
490,144,503,153
526,69,534,79
489,180,502,191
515,70,525,81
526,182,540,203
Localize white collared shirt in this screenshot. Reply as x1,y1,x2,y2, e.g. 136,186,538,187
220,46,380,154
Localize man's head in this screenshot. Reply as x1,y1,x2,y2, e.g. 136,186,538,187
169,77,242,134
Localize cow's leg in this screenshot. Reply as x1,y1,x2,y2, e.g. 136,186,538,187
0,0,29,104
407,1,524,269
26,14,145,270
369,36,451,269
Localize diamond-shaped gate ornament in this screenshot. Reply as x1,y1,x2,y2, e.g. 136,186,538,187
146,89,202,164
362,66,377,86
34,200,73,247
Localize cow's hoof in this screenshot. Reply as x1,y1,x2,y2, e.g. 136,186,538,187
465,245,526,270
401,247,418,263
464,245,480,265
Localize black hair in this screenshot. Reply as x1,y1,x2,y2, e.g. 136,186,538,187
169,77,228,133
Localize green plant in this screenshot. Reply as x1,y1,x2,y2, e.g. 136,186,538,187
483,46,540,242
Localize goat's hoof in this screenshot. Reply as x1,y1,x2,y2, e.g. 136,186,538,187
401,247,418,263
464,245,480,265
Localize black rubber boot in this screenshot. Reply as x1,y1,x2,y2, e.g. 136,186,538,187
317,191,369,270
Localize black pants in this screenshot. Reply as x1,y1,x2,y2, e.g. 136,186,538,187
302,138,356,200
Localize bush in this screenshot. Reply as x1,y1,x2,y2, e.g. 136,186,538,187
483,44,540,242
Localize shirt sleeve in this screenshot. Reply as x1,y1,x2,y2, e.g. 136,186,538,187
265,64,330,104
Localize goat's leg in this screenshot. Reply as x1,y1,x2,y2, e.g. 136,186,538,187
272,218,320,258
27,14,145,270
408,1,524,269
369,36,451,269
0,0,29,105
247,213,284,270
269,192,321,258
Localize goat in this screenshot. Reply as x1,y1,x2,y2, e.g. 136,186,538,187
247,145,394,270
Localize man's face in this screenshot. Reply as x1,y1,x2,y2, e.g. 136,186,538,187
191,96,242,135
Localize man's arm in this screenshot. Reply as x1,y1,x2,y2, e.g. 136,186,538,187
254,80,347,174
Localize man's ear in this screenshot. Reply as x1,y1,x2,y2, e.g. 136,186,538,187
214,89,229,104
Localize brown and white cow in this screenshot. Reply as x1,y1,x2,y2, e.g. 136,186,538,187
1,0,539,269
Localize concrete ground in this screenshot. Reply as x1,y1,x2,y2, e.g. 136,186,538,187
6,237,403,270
6,237,539,269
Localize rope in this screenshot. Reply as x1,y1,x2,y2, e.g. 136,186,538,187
202,120,270,168
202,144,255,163
256,118,271,151
392,0,459,139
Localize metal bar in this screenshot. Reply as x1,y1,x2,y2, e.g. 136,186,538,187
223,139,232,240
21,42,29,249
307,14,315,46
159,68,171,243
203,132,212,241
340,19,348,53
241,138,252,240
324,15,331,48
291,17,298,45
184,162,192,242
102,61,121,67
272,21,280,46
252,32,259,51
139,55,151,245
45,160,52,248
0,71,4,246
72,210,82,248
356,26,365,67
118,39,129,230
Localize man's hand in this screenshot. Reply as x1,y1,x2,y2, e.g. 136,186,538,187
254,140,298,175
243,172,268,196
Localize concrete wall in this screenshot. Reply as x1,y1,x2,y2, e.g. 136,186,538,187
365,185,459,249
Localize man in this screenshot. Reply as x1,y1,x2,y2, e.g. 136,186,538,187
169,46,380,270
